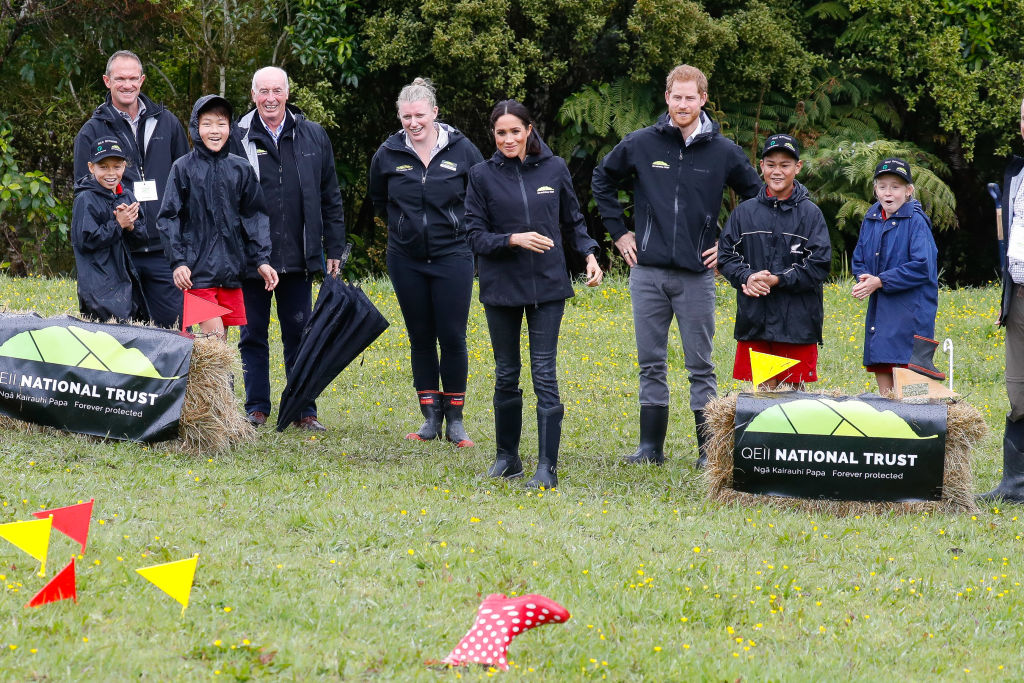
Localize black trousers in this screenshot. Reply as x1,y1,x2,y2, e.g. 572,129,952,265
387,250,473,393
484,299,565,409
130,250,183,328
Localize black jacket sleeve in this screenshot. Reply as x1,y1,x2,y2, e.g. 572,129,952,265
73,198,122,253
73,124,93,184
727,146,762,200
557,160,598,257
717,206,754,290
315,126,346,259
774,205,832,292
367,146,388,218
157,162,188,270
464,166,511,255
591,137,634,241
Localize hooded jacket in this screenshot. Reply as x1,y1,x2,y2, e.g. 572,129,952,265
851,199,938,365
718,181,832,343
71,176,149,322
591,112,761,272
73,93,189,253
999,155,1024,326
464,139,599,307
231,105,346,276
368,123,484,260
157,95,271,289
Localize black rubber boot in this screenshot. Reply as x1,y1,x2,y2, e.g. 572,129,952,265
908,335,946,380
527,404,564,489
486,393,524,479
978,416,1024,504
694,409,710,470
406,391,442,441
623,404,669,465
442,392,474,447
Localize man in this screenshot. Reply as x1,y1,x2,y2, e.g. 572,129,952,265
232,66,346,431
591,64,761,469
73,50,189,328
981,96,1024,503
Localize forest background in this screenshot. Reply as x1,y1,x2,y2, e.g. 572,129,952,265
0,0,1021,283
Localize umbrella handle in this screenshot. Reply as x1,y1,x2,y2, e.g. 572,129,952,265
336,243,353,277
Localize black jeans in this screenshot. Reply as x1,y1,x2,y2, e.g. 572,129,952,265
239,272,315,418
484,299,565,409
129,250,183,328
387,250,473,393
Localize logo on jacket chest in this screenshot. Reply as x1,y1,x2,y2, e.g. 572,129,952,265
395,164,413,172
439,160,457,172
536,186,555,195
651,160,671,169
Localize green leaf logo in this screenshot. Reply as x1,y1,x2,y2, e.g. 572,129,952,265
0,326,179,379
746,398,936,440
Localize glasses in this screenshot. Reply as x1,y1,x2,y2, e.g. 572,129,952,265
256,88,286,97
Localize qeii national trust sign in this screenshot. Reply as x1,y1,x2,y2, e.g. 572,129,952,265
733,392,947,502
0,314,193,442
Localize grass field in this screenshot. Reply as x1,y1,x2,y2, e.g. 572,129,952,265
0,273,1020,681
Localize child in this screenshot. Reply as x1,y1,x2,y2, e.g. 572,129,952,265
157,95,278,337
71,137,149,322
718,134,832,390
851,158,942,394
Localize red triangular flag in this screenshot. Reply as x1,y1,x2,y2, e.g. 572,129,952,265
182,291,233,331
25,558,76,607
33,499,93,554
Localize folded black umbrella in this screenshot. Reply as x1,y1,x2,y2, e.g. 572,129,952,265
276,269,389,431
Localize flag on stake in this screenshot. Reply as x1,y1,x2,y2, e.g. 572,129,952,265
136,554,199,616
33,499,93,554
0,516,52,576
749,350,801,387
182,291,232,331
25,558,76,608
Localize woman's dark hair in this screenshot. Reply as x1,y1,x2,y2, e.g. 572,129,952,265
489,99,541,157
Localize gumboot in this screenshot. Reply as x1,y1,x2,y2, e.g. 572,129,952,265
443,593,571,670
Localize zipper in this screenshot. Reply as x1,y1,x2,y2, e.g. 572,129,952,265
672,148,683,260
396,214,406,239
641,213,653,251
448,207,460,236
421,167,431,259
514,163,537,305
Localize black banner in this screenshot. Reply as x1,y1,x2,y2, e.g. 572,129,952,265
0,314,193,442
733,392,947,502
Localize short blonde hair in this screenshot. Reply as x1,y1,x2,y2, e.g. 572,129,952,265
396,77,437,112
665,65,708,95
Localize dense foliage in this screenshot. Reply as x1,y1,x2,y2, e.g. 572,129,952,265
0,0,1021,282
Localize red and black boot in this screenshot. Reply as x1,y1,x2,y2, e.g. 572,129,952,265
442,392,474,447
908,335,946,380
406,391,442,441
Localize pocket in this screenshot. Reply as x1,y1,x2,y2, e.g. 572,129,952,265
448,207,461,236
395,214,406,239
640,213,653,251
697,215,713,253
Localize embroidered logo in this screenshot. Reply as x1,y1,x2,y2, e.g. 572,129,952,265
439,160,457,172
651,160,670,169
536,186,555,195
256,148,267,156
396,164,413,172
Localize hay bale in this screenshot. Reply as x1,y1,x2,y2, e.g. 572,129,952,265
178,335,255,454
703,393,985,515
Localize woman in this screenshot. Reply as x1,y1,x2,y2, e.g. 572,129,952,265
464,100,603,488
369,78,484,446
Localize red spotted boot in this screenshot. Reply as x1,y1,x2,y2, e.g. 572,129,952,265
443,593,571,670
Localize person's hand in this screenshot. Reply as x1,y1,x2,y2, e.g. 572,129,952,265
172,265,192,291
326,258,341,277
258,264,279,291
852,273,882,300
584,254,603,287
615,231,637,267
702,241,718,270
509,231,554,253
742,270,770,297
114,202,139,230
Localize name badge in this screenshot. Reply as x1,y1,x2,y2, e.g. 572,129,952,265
134,180,158,202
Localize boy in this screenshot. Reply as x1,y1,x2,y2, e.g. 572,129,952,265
718,134,832,390
71,137,149,322
851,158,941,394
158,95,278,337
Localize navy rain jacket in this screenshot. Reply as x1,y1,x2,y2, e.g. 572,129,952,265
157,95,271,289
591,112,761,272
368,123,484,260
464,140,598,307
718,181,832,343
71,176,149,322
851,199,938,365
73,93,189,253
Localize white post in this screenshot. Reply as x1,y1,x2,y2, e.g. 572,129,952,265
942,338,954,391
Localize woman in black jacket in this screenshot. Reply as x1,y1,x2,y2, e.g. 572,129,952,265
369,78,484,447
464,100,603,488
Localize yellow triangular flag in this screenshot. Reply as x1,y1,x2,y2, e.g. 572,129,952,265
0,516,51,576
136,554,199,616
750,350,801,387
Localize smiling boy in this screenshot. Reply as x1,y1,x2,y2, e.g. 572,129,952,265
718,134,832,390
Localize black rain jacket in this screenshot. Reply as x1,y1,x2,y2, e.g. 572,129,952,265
156,95,271,289
368,123,484,260
464,139,598,307
999,155,1024,326
591,112,761,272
73,93,189,253
71,176,149,322
718,181,832,344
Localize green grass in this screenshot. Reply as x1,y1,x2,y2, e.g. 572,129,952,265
0,273,1019,681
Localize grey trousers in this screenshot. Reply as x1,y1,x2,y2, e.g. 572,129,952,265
629,265,717,411
1006,284,1024,421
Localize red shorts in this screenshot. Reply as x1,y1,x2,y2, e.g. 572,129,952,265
187,287,247,327
733,340,819,383
865,363,908,373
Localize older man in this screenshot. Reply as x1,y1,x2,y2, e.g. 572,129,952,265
232,66,346,431
73,50,189,328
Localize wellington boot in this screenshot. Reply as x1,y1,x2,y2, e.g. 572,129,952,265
486,393,523,479
406,391,442,441
622,404,669,465
694,409,710,470
527,404,563,489
978,416,1024,504
908,335,946,380
442,392,474,447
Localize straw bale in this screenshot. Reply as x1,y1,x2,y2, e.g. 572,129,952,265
178,334,255,454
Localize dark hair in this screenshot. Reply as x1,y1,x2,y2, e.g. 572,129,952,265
489,99,541,157
198,103,231,121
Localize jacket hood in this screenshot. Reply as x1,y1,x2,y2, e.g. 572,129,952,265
91,92,164,122
382,121,466,152
655,110,720,144
488,131,554,166
73,174,120,198
189,94,233,158
865,198,927,222
757,179,809,207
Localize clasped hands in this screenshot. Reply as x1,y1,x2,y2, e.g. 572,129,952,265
510,231,603,286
